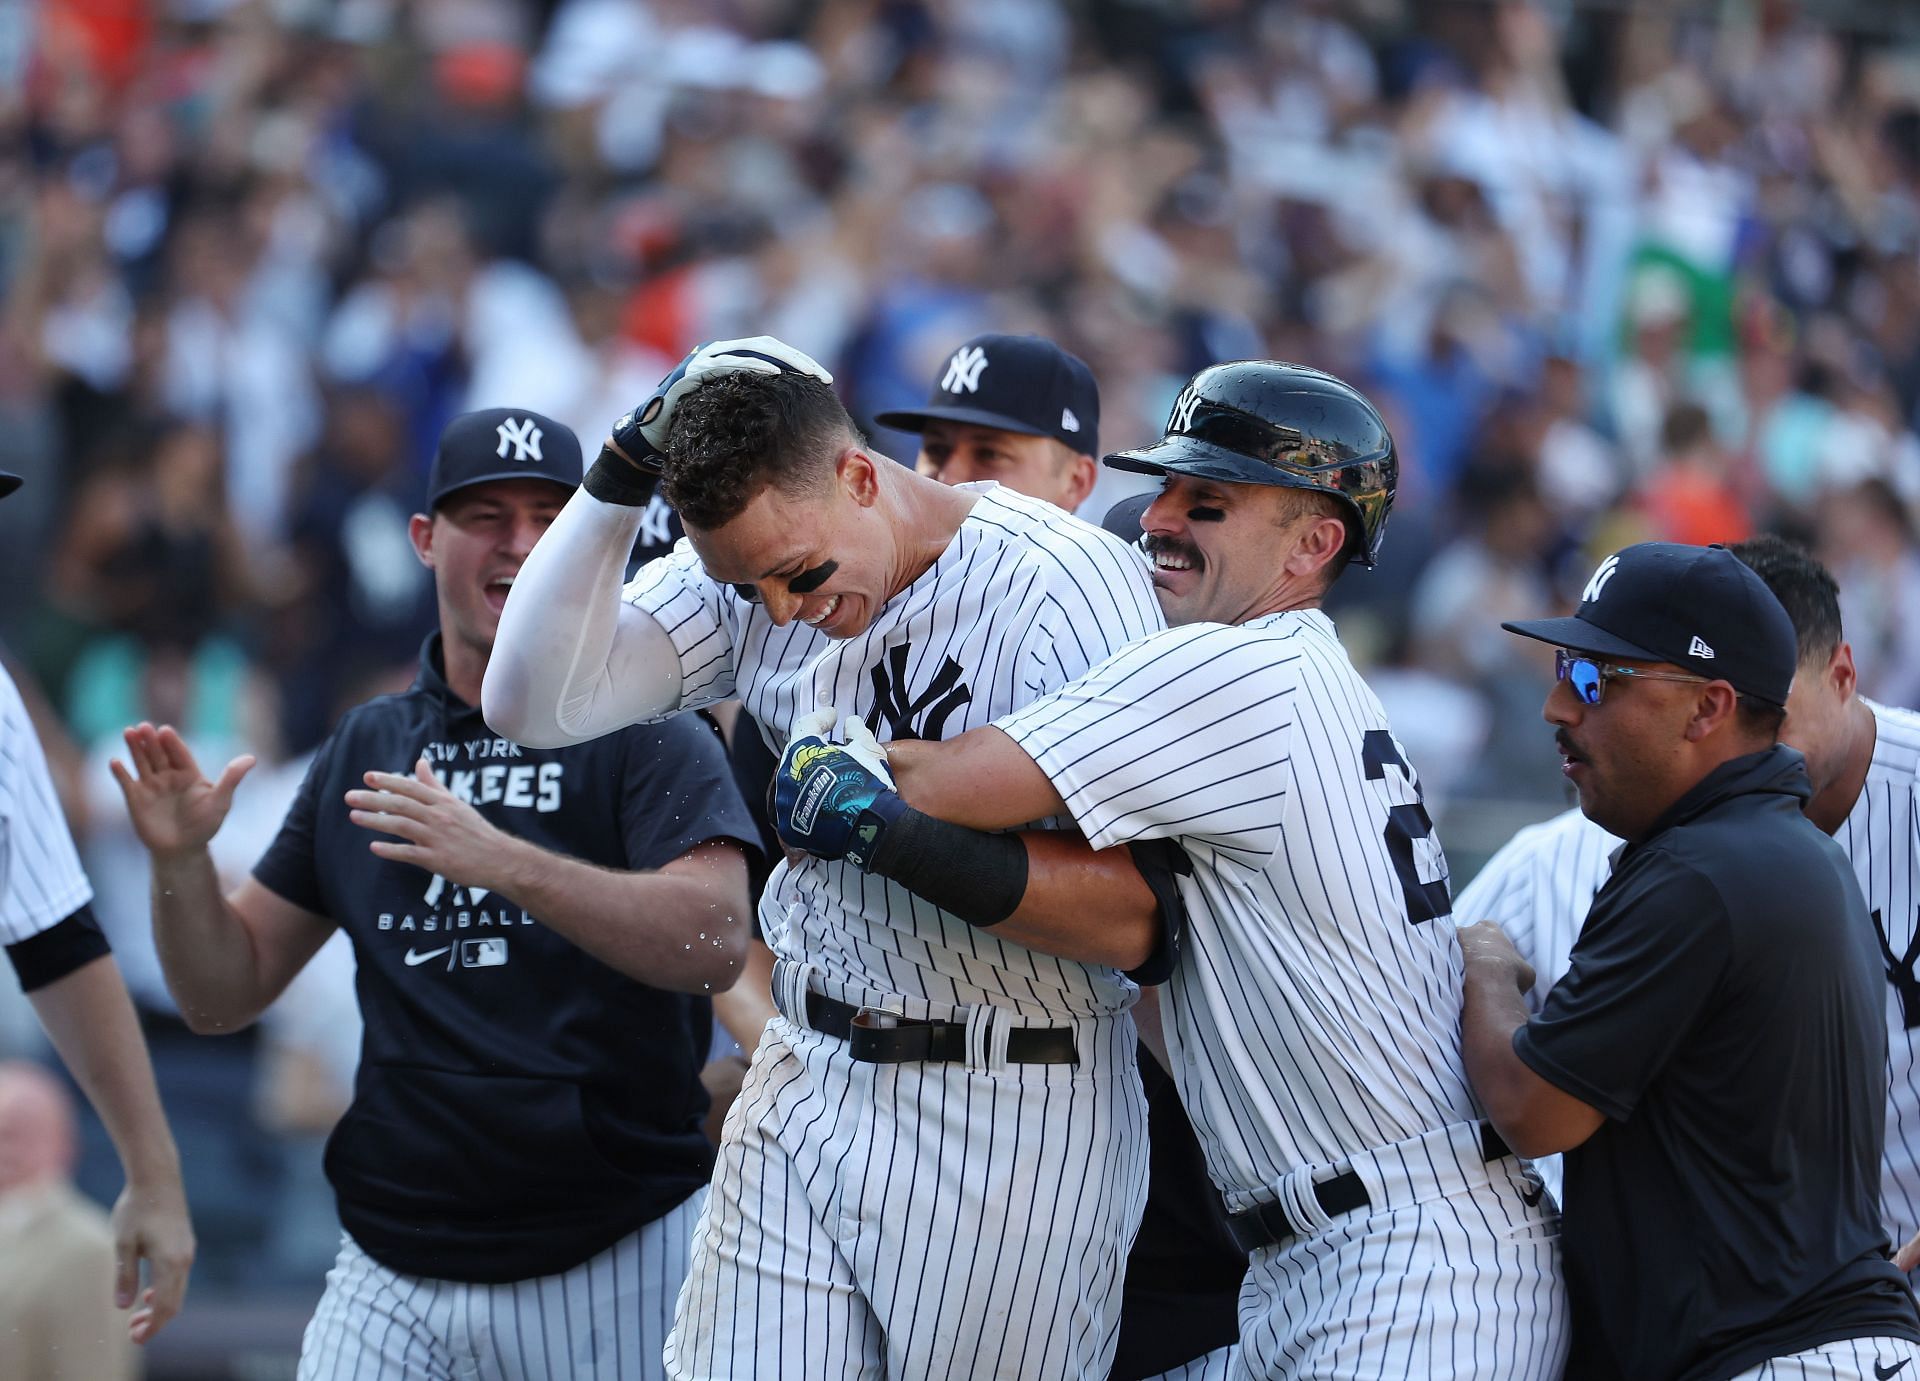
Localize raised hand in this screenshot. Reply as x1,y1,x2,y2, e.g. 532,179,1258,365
109,723,255,859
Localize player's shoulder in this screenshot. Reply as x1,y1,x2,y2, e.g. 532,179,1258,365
965,484,1144,572
1491,806,1617,869
0,658,27,731
1867,698,1920,784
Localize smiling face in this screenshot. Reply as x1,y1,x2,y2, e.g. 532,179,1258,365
915,421,1094,510
1139,474,1350,626
413,478,571,659
682,455,894,639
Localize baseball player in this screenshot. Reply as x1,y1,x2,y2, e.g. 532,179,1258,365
774,362,1568,1380
484,340,1170,1379
0,467,195,1347
111,414,760,1380
1457,534,1920,1257
880,334,1247,1380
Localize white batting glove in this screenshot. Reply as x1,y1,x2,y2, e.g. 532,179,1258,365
836,715,895,788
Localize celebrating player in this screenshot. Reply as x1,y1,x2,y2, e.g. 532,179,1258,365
1457,535,1920,1256
484,340,1172,1378
113,412,759,1380
775,361,1569,1379
0,466,195,1349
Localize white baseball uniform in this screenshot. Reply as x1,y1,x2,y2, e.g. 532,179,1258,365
493,482,1165,1379
0,663,93,946
1455,699,1920,1256
996,610,1569,1381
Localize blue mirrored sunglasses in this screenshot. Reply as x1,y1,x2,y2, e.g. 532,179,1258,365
1555,649,1713,706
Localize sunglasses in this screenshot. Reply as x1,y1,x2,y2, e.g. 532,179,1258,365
1555,649,1713,706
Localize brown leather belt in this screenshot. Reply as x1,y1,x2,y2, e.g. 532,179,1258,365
1226,1123,1515,1253
793,989,1079,1066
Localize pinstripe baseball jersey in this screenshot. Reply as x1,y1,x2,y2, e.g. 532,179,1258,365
0,662,92,944
623,483,1164,1020
1458,700,1920,1251
997,609,1478,1205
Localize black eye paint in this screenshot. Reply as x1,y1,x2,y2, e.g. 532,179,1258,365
1187,506,1227,523
731,583,763,604
788,560,839,593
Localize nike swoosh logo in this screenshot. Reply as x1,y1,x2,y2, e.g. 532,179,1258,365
404,946,451,966
1520,1183,1545,1209
1876,1360,1911,1379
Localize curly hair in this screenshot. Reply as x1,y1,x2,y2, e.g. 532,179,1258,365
662,372,857,529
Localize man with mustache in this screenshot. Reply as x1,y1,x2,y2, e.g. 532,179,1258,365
773,360,1569,1379
1460,541,1920,1379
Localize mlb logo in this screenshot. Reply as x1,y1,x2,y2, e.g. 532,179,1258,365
461,939,508,968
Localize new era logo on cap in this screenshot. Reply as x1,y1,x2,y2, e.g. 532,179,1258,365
874,333,1100,457
1689,636,1715,659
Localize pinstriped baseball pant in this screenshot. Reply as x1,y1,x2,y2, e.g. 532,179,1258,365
295,1191,703,1381
665,1011,1149,1380
1232,1121,1568,1380
1730,1337,1920,1378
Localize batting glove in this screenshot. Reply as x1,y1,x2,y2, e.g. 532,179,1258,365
585,336,835,507
775,726,900,869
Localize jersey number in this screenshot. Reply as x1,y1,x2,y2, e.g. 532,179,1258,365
1362,730,1449,925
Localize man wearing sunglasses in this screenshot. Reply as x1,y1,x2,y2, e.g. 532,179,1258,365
1461,540,1920,1380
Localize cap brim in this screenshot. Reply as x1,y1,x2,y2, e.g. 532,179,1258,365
1104,434,1275,483
873,405,1054,439
0,472,20,500
1501,615,1663,662
430,470,577,508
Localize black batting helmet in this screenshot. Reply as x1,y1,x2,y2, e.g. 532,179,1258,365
1105,361,1397,568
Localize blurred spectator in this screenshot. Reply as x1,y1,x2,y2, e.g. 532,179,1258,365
1822,477,1920,709
1636,399,1754,547
0,1061,136,1381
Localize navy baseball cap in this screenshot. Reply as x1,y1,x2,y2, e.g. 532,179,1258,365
875,334,1100,457
1101,491,1152,547
426,408,581,510
0,471,19,501
1503,542,1798,706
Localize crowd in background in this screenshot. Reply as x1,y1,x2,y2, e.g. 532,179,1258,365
8,0,1920,1357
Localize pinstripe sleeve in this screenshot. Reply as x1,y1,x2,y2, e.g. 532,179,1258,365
996,623,1298,855
0,666,93,944
622,541,742,712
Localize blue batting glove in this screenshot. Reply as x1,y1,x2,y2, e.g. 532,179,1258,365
774,734,901,868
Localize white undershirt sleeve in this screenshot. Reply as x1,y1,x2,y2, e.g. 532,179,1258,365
482,488,687,747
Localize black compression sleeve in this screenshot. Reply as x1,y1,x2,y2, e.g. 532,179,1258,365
862,796,1029,928
6,904,112,992
582,444,661,507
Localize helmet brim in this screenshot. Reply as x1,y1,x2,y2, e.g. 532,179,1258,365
1104,434,1294,485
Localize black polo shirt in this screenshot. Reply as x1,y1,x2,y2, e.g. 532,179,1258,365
254,634,758,1283
1516,746,1920,1381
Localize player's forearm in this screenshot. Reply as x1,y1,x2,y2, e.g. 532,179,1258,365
148,849,282,1032
1460,966,1596,1159
888,728,1066,831
483,487,682,747
488,837,751,992
28,956,182,1187
987,832,1158,970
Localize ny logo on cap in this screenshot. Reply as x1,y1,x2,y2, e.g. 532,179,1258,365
942,346,989,395
1170,385,1202,436
1582,554,1621,604
495,417,544,462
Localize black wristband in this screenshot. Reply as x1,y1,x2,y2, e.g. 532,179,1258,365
861,797,1029,928
6,904,112,992
582,444,662,508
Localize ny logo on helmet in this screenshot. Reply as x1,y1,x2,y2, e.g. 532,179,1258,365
1582,554,1621,605
495,417,544,462
942,346,990,395
1170,385,1202,436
